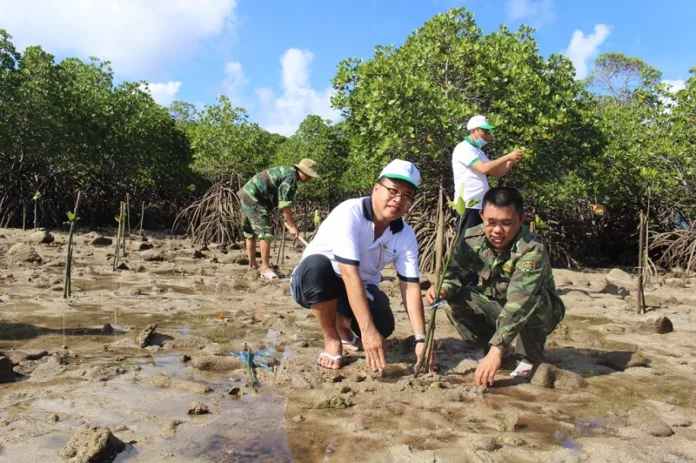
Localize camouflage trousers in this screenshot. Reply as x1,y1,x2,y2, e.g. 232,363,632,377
444,287,561,363
239,192,274,242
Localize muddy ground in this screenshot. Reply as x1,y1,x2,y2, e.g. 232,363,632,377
0,227,695,462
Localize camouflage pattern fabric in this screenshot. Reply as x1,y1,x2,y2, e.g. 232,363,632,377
441,224,565,361
238,166,298,241
240,194,274,241
240,166,298,211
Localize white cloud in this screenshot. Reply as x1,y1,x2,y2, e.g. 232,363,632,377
140,81,182,106
0,0,238,76
505,0,555,27
662,79,686,93
255,48,340,136
563,24,611,79
223,61,248,104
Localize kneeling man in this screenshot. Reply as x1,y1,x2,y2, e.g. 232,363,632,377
426,186,565,386
291,160,427,371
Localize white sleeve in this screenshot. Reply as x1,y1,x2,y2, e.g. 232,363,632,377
394,231,420,283
331,207,362,266
453,143,481,168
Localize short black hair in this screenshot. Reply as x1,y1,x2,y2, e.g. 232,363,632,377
482,187,524,216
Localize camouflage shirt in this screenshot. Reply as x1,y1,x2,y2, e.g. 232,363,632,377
442,224,565,349
240,166,298,210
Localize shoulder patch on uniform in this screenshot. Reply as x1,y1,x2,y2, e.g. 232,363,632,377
503,264,513,273
517,260,537,272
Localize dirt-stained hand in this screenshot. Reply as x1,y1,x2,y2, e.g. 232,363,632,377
362,325,386,372
474,346,503,387
414,341,435,373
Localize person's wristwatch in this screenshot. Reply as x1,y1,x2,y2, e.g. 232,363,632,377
414,334,426,343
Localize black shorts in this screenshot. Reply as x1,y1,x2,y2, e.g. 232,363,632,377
290,254,395,339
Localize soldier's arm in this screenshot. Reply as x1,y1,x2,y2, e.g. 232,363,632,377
489,246,546,349
277,174,297,210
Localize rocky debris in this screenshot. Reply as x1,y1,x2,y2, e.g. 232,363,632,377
630,315,674,334
314,395,355,409
626,294,680,309
137,324,158,347
143,373,212,394
66,365,126,383
140,249,164,262
189,355,244,371
626,408,674,437
161,335,214,350
497,412,520,432
101,323,114,334
531,364,587,390
471,435,498,451
115,262,130,271
0,356,17,383
606,268,634,286
597,351,649,371
226,387,243,399
187,401,210,415
28,356,67,382
131,242,153,252
6,243,42,263
58,424,126,462
30,230,54,244
664,278,686,288
193,249,205,259
4,349,49,364
90,235,113,246
114,286,142,296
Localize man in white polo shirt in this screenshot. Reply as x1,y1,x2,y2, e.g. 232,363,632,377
290,159,428,372
452,115,524,232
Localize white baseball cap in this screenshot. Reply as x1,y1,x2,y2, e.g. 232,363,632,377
379,159,421,190
466,115,495,131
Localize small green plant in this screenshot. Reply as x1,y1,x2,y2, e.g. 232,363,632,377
63,191,81,299
32,191,42,230
415,186,479,377
112,201,127,271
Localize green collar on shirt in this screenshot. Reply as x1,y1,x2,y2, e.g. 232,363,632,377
464,136,478,148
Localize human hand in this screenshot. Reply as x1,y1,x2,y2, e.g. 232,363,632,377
474,346,503,387
287,225,299,239
362,325,386,372
506,149,524,164
425,286,447,305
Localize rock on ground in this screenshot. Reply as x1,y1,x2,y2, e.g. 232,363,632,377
137,324,158,347
143,373,212,394
189,355,244,371
627,407,674,437
140,249,164,262
6,243,42,263
531,363,587,390
597,351,649,371
58,424,126,462
187,401,210,415
90,235,112,246
30,230,54,244
630,315,674,334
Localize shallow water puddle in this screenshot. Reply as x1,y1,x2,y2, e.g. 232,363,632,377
1,354,292,462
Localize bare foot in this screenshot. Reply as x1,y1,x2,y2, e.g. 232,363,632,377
317,339,343,370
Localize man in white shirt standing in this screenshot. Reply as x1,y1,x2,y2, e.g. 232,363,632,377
290,160,428,372
451,115,524,232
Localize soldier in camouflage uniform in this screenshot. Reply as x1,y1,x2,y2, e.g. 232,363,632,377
426,186,564,386
238,159,319,280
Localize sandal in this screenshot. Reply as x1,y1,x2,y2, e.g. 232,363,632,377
260,269,279,281
341,332,362,352
316,352,343,370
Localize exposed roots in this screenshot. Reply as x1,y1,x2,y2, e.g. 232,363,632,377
648,221,696,276
173,176,244,245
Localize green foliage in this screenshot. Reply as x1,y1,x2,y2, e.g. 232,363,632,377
274,115,352,203
332,8,603,212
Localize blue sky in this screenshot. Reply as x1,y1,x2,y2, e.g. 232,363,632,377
1,0,694,135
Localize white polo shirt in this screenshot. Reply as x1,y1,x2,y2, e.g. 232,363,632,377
452,138,490,210
299,196,420,286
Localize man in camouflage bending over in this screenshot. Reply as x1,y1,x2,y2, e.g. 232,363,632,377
426,186,564,386
238,159,319,280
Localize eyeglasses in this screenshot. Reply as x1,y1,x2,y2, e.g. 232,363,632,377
377,182,414,203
